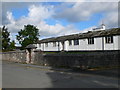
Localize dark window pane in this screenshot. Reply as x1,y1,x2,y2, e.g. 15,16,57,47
105,36,113,43
111,36,113,43
69,40,72,46
53,42,56,47
88,38,94,44
74,39,79,45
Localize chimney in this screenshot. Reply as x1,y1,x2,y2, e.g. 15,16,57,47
101,24,106,30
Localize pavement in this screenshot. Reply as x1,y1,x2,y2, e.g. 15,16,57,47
2,60,120,88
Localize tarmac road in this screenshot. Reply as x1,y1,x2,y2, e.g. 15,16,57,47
2,61,119,88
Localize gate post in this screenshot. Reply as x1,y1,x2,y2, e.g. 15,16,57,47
25,44,37,64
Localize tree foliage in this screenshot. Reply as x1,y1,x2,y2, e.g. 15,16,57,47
16,24,40,49
0,27,2,51
2,26,11,50
9,40,16,50
1,26,16,51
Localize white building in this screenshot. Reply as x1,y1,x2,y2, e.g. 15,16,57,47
34,26,120,51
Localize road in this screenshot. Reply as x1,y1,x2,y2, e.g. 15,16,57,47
2,61,119,88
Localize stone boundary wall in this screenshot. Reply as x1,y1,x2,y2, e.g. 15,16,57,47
33,50,120,69
1,50,120,69
2,51,26,63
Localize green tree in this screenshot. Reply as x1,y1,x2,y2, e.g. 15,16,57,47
9,40,16,50
0,27,2,51
2,26,11,51
16,24,40,49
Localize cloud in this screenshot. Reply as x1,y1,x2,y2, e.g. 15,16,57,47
28,5,54,20
3,2,119,45
100,11,118,28
54,2,118,28
4,4,79,41
38,21,79,38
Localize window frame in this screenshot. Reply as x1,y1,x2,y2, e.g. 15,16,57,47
53,42,56,47
39,44,41,47
45,43,48,47
69,40,72,46
105,36,113,44
88,37,94,44
74,39,79,45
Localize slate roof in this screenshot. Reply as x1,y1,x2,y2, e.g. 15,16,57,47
26,44,37,49
38,28,120,43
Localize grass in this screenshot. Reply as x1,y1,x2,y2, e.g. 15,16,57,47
88,66,120,71
43,51,92,54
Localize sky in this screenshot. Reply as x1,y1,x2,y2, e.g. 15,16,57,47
1,1,119,46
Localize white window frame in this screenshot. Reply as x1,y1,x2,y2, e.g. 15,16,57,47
105,36,113,44
74,39,79,45
53,42,56,47
45,43,48,47
88,37,94,44
69,40,72,46
39,44,41,47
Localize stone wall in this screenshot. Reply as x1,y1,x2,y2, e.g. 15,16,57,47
1,50,120,69
2,51,26,63
33,50,120,69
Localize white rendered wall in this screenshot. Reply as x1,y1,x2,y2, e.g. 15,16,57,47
59,42,64,51
114,35,120,50
67,39,96,51
67,40,80,51
35,35,120,51
95,37,103,50
79,39,87,50
104,36,119,50
64,41,69,51
117,35,120,50
43,42,59,51
87,41,96,50
113,36,119,50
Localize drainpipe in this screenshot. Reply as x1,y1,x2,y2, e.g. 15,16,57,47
43,43,44,51
62,41,64,51
58,41,60,51
102,37,104,50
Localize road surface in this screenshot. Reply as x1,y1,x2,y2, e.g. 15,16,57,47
2,61,119,88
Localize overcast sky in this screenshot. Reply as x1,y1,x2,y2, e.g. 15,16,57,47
1,1,119,46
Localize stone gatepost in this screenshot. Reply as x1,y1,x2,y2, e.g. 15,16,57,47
30,49,35,64
25,44,37,64
26,49,31,64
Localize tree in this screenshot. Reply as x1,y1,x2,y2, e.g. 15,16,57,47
2,26,11,51
1,26,16,51
9,40,16,50
0,27,2,51
16,24,40,49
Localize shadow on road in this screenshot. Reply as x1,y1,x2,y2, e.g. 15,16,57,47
2,61,120,88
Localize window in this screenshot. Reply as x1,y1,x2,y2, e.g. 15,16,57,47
45,43,48,47
74,39,79,45
88,37,94,44
69,40,72,46
105,36,113,43
39,44,41,47
53,42,56,47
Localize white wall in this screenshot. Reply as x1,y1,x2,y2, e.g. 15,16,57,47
118,35,120,50
35,35,119,51
95,37,103,50
104,36,119,50
67,38,97,51
44,42,58,51
66,40,80,51
113,36,119,50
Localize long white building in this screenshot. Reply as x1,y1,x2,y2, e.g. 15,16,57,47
34,25,120,51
